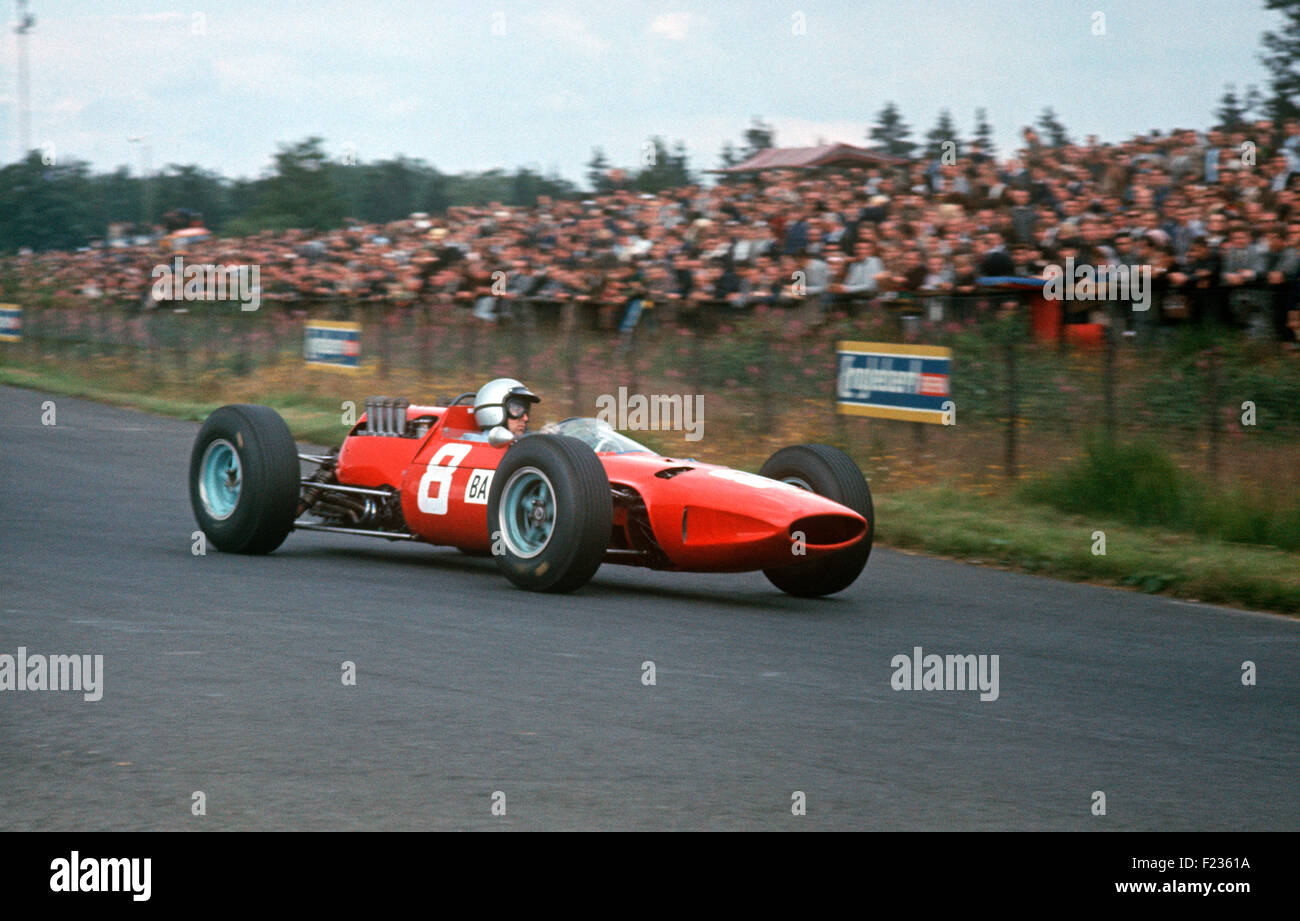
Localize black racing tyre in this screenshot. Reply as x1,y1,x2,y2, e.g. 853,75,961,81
487,434,612,593
189,404,300,554
758,444,873,597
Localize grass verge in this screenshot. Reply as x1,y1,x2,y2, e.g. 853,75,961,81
878,488,1300,615
1019,434,1300,552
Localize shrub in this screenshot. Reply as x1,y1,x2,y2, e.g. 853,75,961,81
1021,434,1300,552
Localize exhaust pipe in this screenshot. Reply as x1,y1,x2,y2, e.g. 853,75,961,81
363,395,409,436
394,397,409,436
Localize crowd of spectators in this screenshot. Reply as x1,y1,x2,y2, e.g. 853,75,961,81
7,119,1300,345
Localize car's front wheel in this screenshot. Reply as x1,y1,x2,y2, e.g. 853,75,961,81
189,404,300,554
487,435,611,592
758,443,873,597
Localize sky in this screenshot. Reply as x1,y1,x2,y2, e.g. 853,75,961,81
0,0,1285,185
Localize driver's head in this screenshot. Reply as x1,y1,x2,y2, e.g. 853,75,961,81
473,378,539,437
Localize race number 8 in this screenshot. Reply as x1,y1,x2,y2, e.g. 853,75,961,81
418,443,473,515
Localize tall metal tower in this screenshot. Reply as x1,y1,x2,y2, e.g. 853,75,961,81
15,0,36,159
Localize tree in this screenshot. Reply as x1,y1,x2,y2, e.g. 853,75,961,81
1216,84,1248,131
632,136,692,193
87,166,144,229
973,108,995,158
248,136,345,231
1261,0,1300,121
0,152,99,251
1244,84,1264,119
925,109,960,160
585,147,612,194
869,102,915,158
151,164,234,229
741,117,776,160
1036,107,1070,147
672,140,691,185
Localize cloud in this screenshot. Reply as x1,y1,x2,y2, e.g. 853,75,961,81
540,91,587,112
526,9,609,55
649,12,697,42
108,12,187,24
382,96,422,119
49,96,88,116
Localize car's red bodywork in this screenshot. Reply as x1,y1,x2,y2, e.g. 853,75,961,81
333,403,869,573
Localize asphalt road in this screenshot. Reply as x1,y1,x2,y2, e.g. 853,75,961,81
1,384,1296,830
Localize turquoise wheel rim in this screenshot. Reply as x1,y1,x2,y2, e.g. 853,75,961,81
199,438,243,521
499,466,556,559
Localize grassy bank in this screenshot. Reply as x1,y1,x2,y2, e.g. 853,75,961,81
1020,435,1300,552
4,360,1297,616
877,488,1300,614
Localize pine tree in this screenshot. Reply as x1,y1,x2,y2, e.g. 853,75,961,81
585,147,611,194
925,109,960,160
973,108,995,158
1036,107,1070,147
1244,84,1264,119
1216,84,1247,131
741,117,776,160
671,140,691,184
869,102,915,158
1261,0,1300,121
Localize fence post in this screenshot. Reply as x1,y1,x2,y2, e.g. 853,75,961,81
623,327,637,399
148,310,161,384
759,324,773,438
829,324,846,449
513,299,530,379
377,307,390,380
464,312,478,380
567,320,580,416
1206,344,1221,479
690,305,704,396
235,310,251,377
1005,327,1019,480
419,303,433,379
1103,317,1116,442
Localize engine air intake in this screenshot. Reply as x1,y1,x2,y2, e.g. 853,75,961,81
790,514,865,548
363,396,410,437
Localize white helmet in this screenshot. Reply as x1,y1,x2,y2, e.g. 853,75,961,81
473,378,540,429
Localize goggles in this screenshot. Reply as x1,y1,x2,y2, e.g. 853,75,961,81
504,397,532,419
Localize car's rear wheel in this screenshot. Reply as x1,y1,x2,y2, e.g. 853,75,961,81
758,444,873,597
189,404,300,554
487,435,611,592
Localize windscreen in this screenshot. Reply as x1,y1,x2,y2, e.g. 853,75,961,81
541,417,654,454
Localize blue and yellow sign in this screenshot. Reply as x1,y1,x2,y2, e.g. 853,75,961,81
836,341,953,424
0,304,21,343
304,320,361,370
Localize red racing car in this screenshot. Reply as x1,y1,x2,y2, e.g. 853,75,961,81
188,389,873,596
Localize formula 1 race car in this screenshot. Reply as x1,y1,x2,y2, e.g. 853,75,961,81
188,390,874,596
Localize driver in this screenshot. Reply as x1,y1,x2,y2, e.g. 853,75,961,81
473,377,540,438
